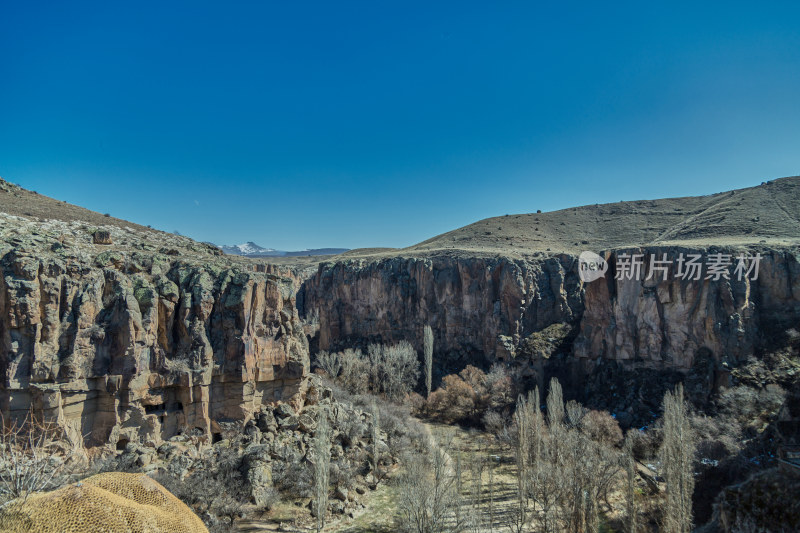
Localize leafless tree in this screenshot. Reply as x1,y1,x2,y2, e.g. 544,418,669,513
488,453,496,533
371,400,380,476
338,348,369,394
424,325,434,399
315,350,341,379
396,436,464,533
509,379,620,533
468,455,485,532
660,384,696,533
546,377,565,435
508,389,538,533
0,411,72,503
368,342,421,401
624,433,638,533
312,409,331,533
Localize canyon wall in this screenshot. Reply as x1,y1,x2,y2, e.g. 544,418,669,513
0,245,309,447
301,247,800,376
300,255,583,371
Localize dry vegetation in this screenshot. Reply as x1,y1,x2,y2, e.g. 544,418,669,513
320,176,800,262
0,333,795,532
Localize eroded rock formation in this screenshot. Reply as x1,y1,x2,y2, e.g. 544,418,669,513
0,214,309,447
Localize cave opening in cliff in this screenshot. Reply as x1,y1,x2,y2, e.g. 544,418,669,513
212,432,222,444
116,437,129,451
144,403,166,415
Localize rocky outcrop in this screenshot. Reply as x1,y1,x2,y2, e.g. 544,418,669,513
301,246,800,380
0,218,309,447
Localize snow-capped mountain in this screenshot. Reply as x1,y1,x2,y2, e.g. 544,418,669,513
216,242,348,257
219,242,281,256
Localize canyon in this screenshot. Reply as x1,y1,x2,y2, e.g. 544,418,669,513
300,177,800,417
2,176,800,445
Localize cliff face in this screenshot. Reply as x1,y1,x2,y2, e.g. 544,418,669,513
301,246,800,378
300,255,583,369
0,210,309,447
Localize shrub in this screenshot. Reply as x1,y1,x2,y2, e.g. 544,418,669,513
339,349,370,395
427,366,486,424
582,409,623,447
315,350,341,379
482,410,506,434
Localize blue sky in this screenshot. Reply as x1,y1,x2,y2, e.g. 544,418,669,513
1,2,799,249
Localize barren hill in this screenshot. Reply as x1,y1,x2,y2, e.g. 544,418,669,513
348,176,800,259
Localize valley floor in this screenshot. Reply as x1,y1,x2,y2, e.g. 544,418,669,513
234,421,633,533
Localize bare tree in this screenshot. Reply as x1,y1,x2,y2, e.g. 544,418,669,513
488,453,495,533
315,350,341,379
369,342,421,401
396,436,463,533
424,325,434,399
508,390,537,533
371,401,381,476
468,455,485,532
510,380,619,533
339,348,369,394
0,411,71,503
312,409,331,533
546,377,565,434
660,384,696,533
624,433,638,533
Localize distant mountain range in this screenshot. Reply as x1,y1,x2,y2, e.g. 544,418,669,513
216,241,349,257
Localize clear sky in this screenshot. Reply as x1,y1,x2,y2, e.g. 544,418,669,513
1,2,799,250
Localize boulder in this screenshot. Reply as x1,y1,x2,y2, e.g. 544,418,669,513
334,486,348,501
92,229,112,245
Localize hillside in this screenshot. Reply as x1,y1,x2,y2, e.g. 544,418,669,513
344,176,800,259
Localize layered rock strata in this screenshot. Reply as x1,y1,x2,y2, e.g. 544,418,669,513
0,213,309,446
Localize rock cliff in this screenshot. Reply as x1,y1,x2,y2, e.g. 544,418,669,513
0,182,309,446
301,248,800,368
301,177,800,406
